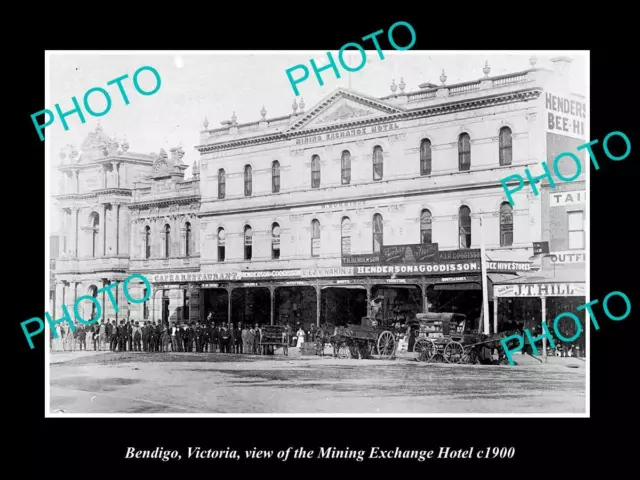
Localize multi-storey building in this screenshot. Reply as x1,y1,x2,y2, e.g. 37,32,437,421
178,57,581,333
52,125,200,325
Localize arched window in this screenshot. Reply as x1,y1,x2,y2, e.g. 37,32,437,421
420,139,432,176
500,202,514,247
311,219,321,257
373,145,384,181
164,224,171,258
341,217,351,255
341,150,351,185
244,225,253,260
311,155,321,188
185,222,192,257
373,213,383,253
420,209,432,244
499,127,513,166
218,169,226,199
144,226,151,259
89,212,99,258
459,206,471,248
217,227,225,262
458,133,471,171
272,161,280,193
272,222,281,259
244,165,252,196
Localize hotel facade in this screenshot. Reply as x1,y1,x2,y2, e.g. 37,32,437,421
51,56,586,341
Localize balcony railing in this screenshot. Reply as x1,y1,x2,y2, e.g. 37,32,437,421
130,256,201,271
53,256,130,273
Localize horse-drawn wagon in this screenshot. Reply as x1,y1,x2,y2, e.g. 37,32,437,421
409,312,514,365
316,317,397,360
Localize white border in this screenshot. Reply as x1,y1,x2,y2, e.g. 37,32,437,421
44,50,589,418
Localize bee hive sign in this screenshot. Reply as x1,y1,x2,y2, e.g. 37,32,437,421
545,92,587,139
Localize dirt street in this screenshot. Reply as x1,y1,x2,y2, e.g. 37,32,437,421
49,351,586,414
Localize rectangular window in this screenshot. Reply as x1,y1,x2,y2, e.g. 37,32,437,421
183,289,189,320
567,211,584,250
218,245,225,262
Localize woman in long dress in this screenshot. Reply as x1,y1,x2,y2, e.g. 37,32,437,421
296,327,306,348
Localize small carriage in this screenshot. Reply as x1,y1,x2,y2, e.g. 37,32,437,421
323,317,397,360
409,313,513,365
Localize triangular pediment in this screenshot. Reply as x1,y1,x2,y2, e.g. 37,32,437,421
287,89,404,132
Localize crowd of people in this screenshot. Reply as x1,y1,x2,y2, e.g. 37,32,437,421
49,313,327,355
51,317,270,354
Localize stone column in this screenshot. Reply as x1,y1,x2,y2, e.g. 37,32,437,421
74,170,80,193
366,285,372,317
71,207,79,258
493,298,498,334
180,226,187,257
269,286,275,325
315,285,321,327
112,161,119,188
55,281,65,319
102,204,107,256
188,285,200,322
115,203,121,255
160,230,167,258
226,287,233,327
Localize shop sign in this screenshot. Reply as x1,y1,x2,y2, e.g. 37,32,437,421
301,267,354,277
550,190,585,207
437,276,480,283
493,283,585,298
549,251,586,264
283,281,307,285
381,243,441,264
153,272,239,283
342,253,380,266
242,269,301,279
355,262,479,276
544,92,586,139
334,279,357,284
385,279,408,283
533,241,550,255
201,283,220,288
486,261,532,273
242,283,258,287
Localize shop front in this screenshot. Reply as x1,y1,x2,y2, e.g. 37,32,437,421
493,274,586,360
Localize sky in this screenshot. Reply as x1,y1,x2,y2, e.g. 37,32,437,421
47,51,587,229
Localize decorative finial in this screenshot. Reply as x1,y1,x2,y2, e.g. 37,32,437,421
299,97,305,113
192,160,199,177
292,98,298,114
260,105,267,119
529,55,538,68
390,79,397,93
69,147,79,161
121,138,129,153
231,112,237,125
399,78,406,93
440,70,447,85
59,149,66,161
203,116,209,129
483,61,491,77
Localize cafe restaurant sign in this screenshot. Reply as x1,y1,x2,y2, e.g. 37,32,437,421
493,283,585,298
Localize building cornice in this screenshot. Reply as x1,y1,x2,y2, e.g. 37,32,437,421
53,189,133,201
195,88,542,154
128,195,201,210
198,173,540,218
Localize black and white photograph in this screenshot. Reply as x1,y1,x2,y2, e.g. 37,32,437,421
43,51,590,416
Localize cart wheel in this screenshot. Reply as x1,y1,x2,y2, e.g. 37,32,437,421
413,337,434,362
337,343,352,359
461,346,477,364
377,331,396,358
444,341,464,364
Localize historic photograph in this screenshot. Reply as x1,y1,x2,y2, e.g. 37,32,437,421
46,51,588,415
